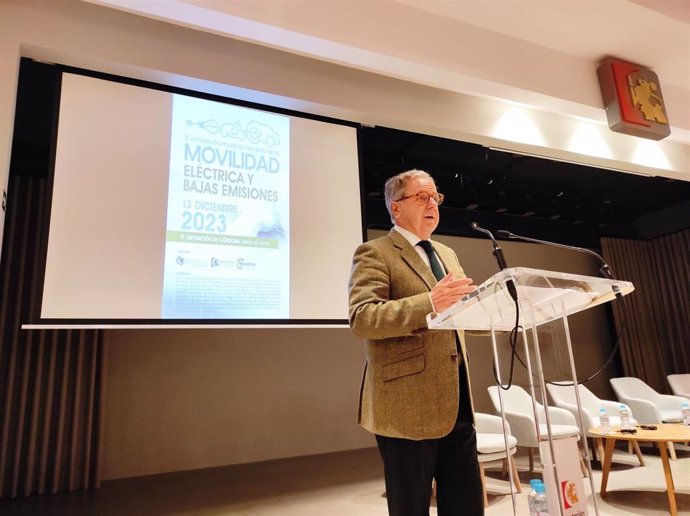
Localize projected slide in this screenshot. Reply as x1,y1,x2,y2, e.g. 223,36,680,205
162,96,290,318
40,71,361,324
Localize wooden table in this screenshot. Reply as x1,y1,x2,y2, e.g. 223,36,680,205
588,423,690,516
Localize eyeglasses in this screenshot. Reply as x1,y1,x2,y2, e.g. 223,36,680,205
395,191,445,206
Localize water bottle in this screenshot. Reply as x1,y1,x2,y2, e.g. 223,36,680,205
599,407,610,434
682,402,690,426
527,479,541,516
533,480,549,515
619,403,631,429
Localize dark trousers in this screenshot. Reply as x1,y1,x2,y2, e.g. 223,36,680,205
375,363,484,516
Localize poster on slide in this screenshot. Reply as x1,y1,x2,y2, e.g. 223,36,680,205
162,95,290,318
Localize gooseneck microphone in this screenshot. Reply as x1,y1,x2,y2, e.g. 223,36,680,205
496,230,615,278
470,222,508,270
471,222,518,301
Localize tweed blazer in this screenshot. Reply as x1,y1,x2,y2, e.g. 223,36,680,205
348,229,474,440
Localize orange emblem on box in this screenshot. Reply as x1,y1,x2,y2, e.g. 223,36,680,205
597,57,670,140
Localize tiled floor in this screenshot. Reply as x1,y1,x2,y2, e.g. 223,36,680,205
1,444,688,515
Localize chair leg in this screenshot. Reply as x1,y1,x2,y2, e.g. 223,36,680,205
509,454,522,493
632,440,645,466
668,442,677,461
587,438,597,461
479,463,488,508
595,438,605,464
502,458,508,478
528,448,534,472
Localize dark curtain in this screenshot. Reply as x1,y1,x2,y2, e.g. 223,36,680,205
601,229,690,392
0,175,106,499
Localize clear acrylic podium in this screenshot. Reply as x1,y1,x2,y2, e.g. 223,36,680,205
427,267,634,516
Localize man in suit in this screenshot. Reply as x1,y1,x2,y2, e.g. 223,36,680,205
348,169,483,516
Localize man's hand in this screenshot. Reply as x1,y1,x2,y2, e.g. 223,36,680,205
430,273,476,313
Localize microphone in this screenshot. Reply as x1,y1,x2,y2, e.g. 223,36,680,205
496,229,622,299
471,222,508,270
471,222,518,301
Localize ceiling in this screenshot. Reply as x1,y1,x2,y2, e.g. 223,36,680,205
82,0,690,246
85,0,690,140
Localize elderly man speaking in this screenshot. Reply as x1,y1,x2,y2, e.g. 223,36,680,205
348,169,483,516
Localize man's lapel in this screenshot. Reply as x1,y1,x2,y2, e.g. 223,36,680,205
389,229,436,290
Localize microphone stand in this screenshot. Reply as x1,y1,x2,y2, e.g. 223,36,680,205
469,222,522,516
471,222,517,301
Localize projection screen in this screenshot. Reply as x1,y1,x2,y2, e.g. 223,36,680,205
35,72,363,326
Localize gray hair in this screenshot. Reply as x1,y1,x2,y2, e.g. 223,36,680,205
384,169,436,224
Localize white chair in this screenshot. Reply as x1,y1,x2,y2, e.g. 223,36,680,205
610,377,689,423
546,382,644,465
487,385,582,472
667,373,690,399
610,376,690,460
475,413,522,507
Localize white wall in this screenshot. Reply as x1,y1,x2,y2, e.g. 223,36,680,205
102,327,373,480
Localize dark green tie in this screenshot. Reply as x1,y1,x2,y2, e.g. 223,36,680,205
418,240,445,281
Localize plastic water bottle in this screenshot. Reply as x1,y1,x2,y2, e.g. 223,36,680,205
527,479,540,516
533,481,549,515
682,402,690,426
599,407,610,434
619,403,631,429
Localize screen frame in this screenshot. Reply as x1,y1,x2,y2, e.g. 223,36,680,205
21,61,367,328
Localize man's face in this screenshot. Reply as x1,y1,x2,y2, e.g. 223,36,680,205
391,176,440,240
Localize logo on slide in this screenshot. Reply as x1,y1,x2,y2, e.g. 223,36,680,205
236,257,256,270
186,119,280,146
176,256,185,265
